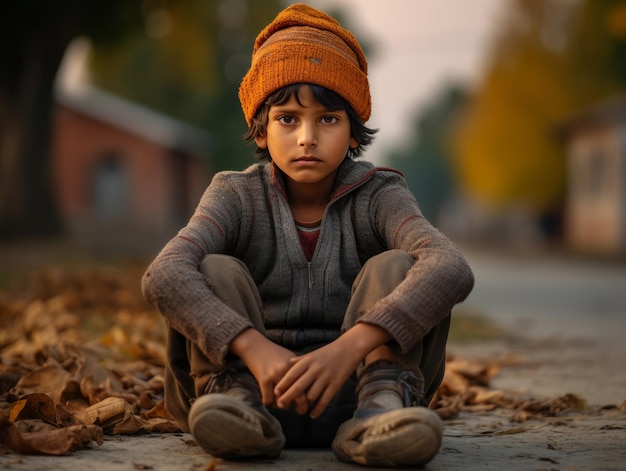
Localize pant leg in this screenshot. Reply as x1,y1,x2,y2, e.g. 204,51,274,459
303,250,450,446
342,249,451,404
163,254,266,431
164,251,449,440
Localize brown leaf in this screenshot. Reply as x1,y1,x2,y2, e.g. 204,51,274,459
142,417,180,433
74,396,147,435
0,415,102,455
141,399,175,422
446,358,499,386
76,396,130,427
110,412,147,435
9,393,81,427
138,392,158,410
14,419,58,434
10,358,73,403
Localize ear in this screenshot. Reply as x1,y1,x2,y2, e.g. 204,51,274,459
349,137,359,149
255,134,268,149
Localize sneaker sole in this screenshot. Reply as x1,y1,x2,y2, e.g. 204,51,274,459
332,407,442,467
188,394,285,459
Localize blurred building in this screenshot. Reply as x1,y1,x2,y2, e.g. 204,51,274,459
51,39,213,256
562,95,626,256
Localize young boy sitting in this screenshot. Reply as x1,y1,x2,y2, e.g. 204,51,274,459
142,3,474,467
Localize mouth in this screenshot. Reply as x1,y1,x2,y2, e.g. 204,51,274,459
294,155,322,163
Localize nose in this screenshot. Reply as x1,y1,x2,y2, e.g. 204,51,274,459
297,121,317,148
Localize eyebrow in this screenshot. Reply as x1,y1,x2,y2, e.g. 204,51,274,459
270,104,344,114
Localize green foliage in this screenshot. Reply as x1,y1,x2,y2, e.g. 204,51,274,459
89,0,283,172
452,0,626,215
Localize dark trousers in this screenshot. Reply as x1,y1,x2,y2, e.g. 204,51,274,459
163,250,450,447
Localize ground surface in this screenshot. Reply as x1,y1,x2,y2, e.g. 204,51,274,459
1,244,625,470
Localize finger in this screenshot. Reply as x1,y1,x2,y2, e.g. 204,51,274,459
309,387,335,419
274,360,307,397
276,383,305,409
293,394,309,415
276,374,314,409
304,376,326,405
258,381,275,407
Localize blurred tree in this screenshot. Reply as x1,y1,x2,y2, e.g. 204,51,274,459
0,1,143,239
89,0,282,173
452,0,626,225
387,84,468,223
0,1,363,240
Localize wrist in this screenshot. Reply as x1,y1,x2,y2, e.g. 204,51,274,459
341,322,392,358
229,328,267,360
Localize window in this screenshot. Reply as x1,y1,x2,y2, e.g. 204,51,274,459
92,153,129,218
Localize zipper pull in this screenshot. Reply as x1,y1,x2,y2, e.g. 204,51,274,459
307,262,313,289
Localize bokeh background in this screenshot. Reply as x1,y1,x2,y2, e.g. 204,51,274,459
2,3,626,462
2,0,626,274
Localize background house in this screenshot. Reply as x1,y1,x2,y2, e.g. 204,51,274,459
562,95,626,256
51,40,214,256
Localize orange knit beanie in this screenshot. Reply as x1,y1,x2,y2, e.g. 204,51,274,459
238,3,371,127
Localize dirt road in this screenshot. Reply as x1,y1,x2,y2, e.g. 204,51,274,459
1,246,625,470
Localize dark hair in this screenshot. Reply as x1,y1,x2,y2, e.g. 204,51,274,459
243,83,377,161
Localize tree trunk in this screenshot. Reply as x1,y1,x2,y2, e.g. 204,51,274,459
0,37,66,239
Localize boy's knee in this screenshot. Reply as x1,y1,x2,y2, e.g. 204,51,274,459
200,254,249,280
362,250,413,276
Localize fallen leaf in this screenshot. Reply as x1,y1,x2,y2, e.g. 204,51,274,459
0,414,102,455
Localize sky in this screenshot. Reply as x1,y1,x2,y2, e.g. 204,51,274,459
304,0,514,164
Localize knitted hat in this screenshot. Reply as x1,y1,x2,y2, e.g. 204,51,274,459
238,3,371,127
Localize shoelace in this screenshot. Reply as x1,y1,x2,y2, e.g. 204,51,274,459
204,369,259,395
398,371,427,407
204,369,235,394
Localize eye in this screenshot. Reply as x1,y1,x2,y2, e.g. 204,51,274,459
278,115,297,125
321,115,339,124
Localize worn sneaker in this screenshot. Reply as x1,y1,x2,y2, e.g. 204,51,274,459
332,361,443,467
188,369,285,459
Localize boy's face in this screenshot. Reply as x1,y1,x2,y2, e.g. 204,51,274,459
255,85,358,189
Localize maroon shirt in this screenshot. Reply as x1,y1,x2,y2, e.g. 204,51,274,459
295,219,321,261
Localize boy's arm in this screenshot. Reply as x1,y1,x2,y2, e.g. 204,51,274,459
363,177,474,353
142,174,252,366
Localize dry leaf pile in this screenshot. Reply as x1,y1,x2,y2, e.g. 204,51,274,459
433,355,588,422
0,266,177,455
0,265,588,456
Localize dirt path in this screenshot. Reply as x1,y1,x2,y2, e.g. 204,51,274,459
2,335,624,471
1,243,625,470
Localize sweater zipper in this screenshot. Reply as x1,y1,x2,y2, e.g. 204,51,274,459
307,262,313,289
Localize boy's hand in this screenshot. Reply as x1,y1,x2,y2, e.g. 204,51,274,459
229,328,309,412
274,323,392,419
274,340,361,419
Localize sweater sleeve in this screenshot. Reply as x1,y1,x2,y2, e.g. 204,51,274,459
141,172,254,365
357,174,474,354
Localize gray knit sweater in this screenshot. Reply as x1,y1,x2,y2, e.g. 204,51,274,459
142,158,474,366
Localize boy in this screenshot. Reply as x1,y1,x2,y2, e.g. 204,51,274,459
142,3,474,467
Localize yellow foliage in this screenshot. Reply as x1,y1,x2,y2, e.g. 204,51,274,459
453,53,568,212
451,0,626,214
607,3,626,39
